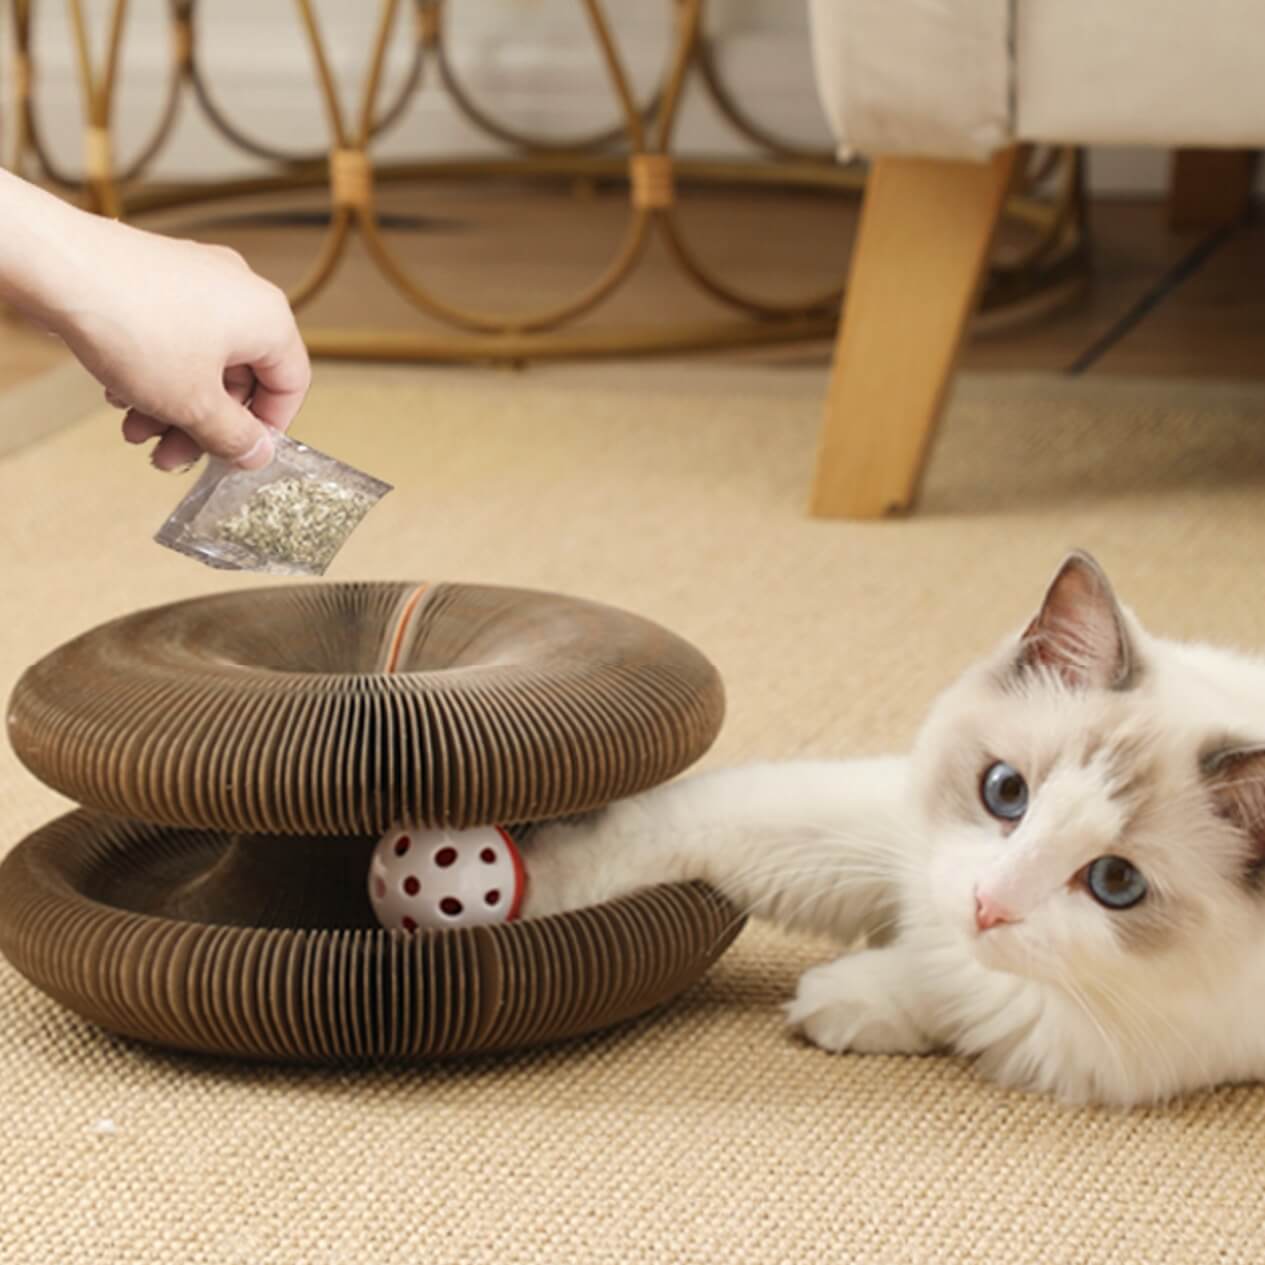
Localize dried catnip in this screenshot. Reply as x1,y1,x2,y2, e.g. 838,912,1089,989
214,477,377,572
154,432,391,576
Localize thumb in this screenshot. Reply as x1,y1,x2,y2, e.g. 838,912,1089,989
188,391,275,470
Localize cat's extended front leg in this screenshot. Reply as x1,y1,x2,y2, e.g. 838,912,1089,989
786,948,938,1056
520,757,917,946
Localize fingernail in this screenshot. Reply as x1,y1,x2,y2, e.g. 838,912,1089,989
148,447,199,475
234,432,274,471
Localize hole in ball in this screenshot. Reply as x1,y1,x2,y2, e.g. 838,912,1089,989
394,836,410,857
402,876,420,896
485,889,501,906
435,847,457,868
439,896,463,917
480,848,497,864
374,878,387,900
401,916,418,932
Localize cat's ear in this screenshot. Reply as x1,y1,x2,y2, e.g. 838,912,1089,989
1203,746,1265,873
1016,551,1135,690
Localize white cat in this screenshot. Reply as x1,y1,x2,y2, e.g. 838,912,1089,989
521,552,1265,1106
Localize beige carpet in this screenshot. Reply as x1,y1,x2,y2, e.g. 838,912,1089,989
4,361,1265,1263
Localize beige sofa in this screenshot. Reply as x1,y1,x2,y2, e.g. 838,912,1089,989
806,0,1265,518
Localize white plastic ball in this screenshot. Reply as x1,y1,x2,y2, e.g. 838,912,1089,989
368,823,525,933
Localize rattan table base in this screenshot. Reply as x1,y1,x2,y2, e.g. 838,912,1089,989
5,0,1088,360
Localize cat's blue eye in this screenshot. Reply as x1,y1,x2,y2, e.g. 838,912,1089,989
981,761,1028,821
1085,856,1148,910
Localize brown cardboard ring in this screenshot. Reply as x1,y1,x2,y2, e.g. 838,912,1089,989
0,811,744,1061
7,581,726,836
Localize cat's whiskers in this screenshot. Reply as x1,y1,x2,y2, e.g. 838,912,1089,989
1076,968,1209,1098
1045,963,1134,1094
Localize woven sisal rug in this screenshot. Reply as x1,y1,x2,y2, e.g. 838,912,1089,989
4,362,1265,1263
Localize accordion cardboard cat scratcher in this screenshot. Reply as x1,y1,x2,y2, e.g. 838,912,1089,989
0,582,741,1061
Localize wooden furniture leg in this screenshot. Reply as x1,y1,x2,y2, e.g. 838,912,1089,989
1168,148,1259,231
810,148,1019,519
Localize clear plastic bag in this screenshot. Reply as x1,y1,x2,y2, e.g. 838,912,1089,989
154,433,392,576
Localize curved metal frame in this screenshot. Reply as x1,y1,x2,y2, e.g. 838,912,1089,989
3,0,1089,361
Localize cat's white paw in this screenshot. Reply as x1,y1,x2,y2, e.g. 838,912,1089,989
785,954,934,1056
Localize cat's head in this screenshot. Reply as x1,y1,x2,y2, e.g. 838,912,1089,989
913,551,1265,991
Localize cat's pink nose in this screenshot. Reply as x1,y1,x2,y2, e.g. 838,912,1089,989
974,888,1018,934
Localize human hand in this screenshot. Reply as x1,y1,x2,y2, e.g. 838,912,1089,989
54,218,311,471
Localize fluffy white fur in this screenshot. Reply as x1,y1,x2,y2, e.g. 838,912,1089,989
521,553,1265,1106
